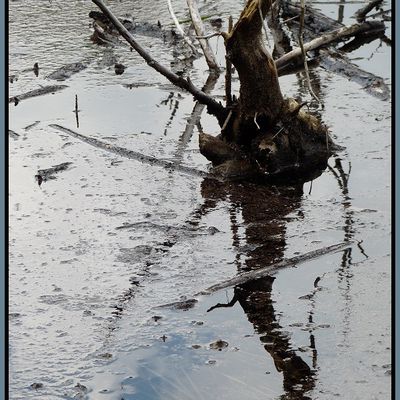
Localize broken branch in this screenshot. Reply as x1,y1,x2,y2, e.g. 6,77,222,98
354,0,384,23
186,0,220,72
275,20,385,70
199,241,353,294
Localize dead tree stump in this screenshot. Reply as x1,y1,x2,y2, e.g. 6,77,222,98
199,0,336,184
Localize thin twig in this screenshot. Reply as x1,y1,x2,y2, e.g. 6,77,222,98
254,112,260,130
221,110,233,131
299,0,320,103
166,0,198,54
225,16,233,107
195,32,222,40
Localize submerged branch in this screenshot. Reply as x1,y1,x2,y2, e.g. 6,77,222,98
275,20,385,70
9,85,67,104
49,124,213,179
199,241,353,294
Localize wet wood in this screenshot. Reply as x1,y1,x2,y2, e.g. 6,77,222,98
167,0,198,54
35,162,73,186
200,241,353,294
46,61,88,81
49,124,212,179
9,85,68,104
9,129,20,139
186,0,220,71
281,0,389,100
318,48,390,100
225,0,284,122
354,0,384,22
275,21,385,71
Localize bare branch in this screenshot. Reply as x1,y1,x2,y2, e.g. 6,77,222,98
275,20,385,70
298,0,320,103
225,16,233,107
195,32,222,40
354,0,384,23
186,0,220,72
199,241,353,294
91,0,225,120
166,0,198,54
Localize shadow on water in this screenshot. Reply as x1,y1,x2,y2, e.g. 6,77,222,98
196,179,316,399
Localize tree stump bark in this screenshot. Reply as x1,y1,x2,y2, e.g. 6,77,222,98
199,0,336,184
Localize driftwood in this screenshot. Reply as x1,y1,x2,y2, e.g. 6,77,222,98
35,162,73,186
90,0,388,183
49,124,211,179
319,48,390,100
186,0,219,72
9,85,67,104
198,241,353,294
156,241,352,310
275,20,385,70
281,0,389,101
45,61,88,81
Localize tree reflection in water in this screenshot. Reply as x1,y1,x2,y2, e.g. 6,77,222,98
194,178,316,399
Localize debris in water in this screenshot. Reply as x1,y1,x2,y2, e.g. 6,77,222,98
74,383,88,393
115,63,126,75
30,383,43,390
9,85,67,103
209,339,229,351
35,162,73,186
9,130,20,139
24,121,40,131
158,298,198,311
46,62,88,81
98,353,113,359
207,226,220,235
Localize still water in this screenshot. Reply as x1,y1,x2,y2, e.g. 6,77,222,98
9,1,391,399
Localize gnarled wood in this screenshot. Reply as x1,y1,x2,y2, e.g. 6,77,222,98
225,0,283,121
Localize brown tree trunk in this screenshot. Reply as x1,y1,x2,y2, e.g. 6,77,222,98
226,0,283,122
199,0,334,184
